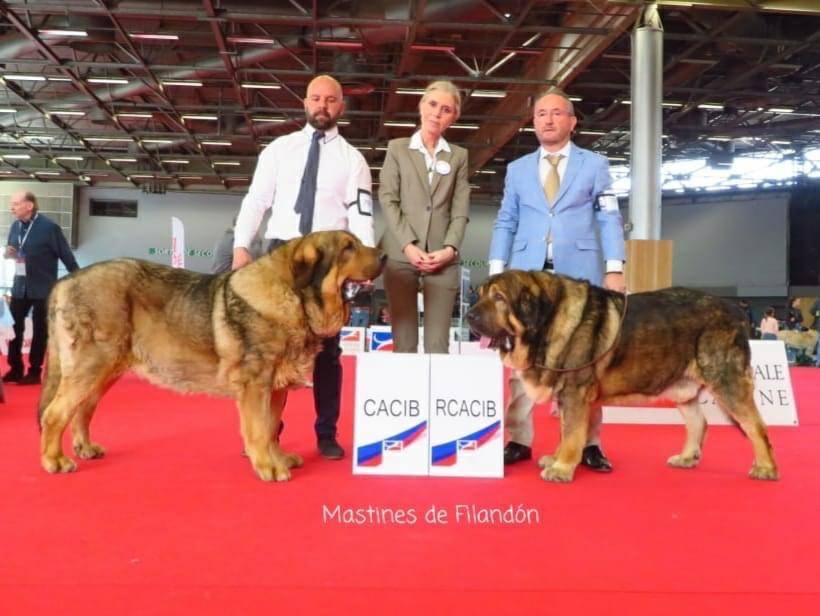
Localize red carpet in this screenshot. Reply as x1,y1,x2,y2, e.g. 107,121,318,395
1,360,819,615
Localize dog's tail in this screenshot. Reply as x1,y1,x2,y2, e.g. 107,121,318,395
37,307,62,431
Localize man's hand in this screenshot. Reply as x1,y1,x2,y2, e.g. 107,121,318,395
232,247,253,270
5,246,17,259
603,272,626,293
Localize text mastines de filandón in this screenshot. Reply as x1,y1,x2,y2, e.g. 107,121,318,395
322,504,541,526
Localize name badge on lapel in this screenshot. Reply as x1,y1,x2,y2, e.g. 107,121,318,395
434,160,451,176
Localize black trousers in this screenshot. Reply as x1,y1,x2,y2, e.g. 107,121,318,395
8,296,48,375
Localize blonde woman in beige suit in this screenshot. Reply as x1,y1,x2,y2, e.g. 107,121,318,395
379,80,470,353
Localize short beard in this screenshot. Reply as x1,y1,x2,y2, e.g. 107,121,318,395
306,111,337,131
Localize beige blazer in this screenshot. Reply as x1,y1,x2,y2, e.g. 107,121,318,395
378,137,470,262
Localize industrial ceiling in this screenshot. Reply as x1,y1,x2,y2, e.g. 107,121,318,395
0,0,818,197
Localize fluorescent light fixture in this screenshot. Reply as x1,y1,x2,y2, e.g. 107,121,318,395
54,156,84,161
178,175,203,180
697,103,724,110
369,166,382,170
706,136,732,142
314,40,363,50
252,116,287,123
162,80,203,87
181,114,218,121
3,154,31,159
213,161,241,166
40,29,87,37
240,83,281,90
771,140,791,145
47,77,72,82
34,171,61,176
337,119,350,126
201,140,232,146
662,101,684,108
384,121,416,128
608,156,628,161
451,123,479,130
130,174,154,179
117,112,153,118
375,146,388,151
620,100,632,105
469,184,481,189
410,44,455,53
50,110,85,116
88,77,129,84
109,158,138,162
396,88,425,95
21,135,54,141
5,75,46,82
163,159,190,164
86,137,133,142
0,108,17,113
130,33,179,41
142,139,174,144
569,96,582,102
471,90,506,99
477,169,496,174
769,107,794,114
227,176,249,180
520,127,535,133
227,36,275,45
579,130,606,135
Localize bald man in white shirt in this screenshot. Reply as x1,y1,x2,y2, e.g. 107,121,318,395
232,74,375,460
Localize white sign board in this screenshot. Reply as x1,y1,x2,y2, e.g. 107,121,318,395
339,326,366,355
603,340,798,426
428,355,504,478
352,353,430,476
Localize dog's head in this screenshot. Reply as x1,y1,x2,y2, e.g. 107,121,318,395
467,270,560,370
291,230,385,337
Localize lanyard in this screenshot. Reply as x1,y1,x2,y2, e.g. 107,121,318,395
18,213,38,251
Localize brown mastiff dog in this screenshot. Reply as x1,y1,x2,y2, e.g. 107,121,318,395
467,270,778,483
39,230,385,482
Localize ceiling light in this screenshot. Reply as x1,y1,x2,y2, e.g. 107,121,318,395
314,40,363,50
520,127,535,133
50,110,85,116
226,36,275,45
662,101,684,108
396,88,425,95
471,90,506,99
706,136,732,142
47,77,72,82
620,100,632,105
129,33,179,41
3,154,31,159
252,117,287,123
117,112,153,119
241,83,281,90
608,156,628,162
39,29,88,37
163,159,190,164
109,158,138,163
88,77,129,85
201,140,232,146
35,171,62,176
697,103,724,110
770,140,791,145
162,80,203,87
337,119,350,126
384,121,416,128
579,130,606,135
0,108,17,113
130,174,154,178
181,114,218,121
213,161,241,166
54,156,84,161
178,175,203,180
769,107,794,114
410,44,455,53
4,75,46,82
86,137,133,142
451,123,479,130
142,139,174,144
477,169,496,174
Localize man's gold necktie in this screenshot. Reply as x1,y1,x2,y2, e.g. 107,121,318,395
544,154,563,203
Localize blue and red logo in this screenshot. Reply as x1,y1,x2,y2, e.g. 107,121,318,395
430,420,501,466
369,331,394,352
340,327,362,343
356,421,427,467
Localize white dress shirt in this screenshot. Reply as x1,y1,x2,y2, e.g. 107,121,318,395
489,142,622,276
408,130,451,185
234,124,375,249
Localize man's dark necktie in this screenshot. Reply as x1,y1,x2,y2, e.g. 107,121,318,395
294,130,324,235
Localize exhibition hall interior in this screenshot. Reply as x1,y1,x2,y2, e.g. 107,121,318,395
1,1,819,614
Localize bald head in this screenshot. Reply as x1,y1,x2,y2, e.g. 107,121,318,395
10,190,37,222
304,74,345,130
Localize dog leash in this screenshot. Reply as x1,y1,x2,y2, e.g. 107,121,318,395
533,292,629,374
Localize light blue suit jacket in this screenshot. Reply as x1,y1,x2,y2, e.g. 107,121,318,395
488,143,624,285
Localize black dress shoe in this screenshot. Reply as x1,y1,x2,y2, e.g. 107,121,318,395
318,437,345,460
2,370,23,383
581,444,613,472
503,442,532,465
18,372,41,385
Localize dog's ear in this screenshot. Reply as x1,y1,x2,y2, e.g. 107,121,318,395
292,238,326,290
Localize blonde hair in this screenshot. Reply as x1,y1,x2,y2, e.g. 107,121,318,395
421,80,461,119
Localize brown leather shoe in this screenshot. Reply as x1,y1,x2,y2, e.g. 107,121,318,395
581,444,613,472
503,442,532,465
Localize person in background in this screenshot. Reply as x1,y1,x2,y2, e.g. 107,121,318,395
785,297,804,331
378,80,470,354
210,215,263,274
231,74,375,460
3,190,79,385
487,88,626,471
760,307,779,340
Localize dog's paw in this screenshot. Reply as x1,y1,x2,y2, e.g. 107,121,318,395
540,463,575,483
73,441,106,460
42,455,77,474
274,466,292,482
749,464,779,481
282,452,303,469
537,454,555,469
667,453,700,469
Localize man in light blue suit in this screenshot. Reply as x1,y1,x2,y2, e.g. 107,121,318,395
488,88,626,472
